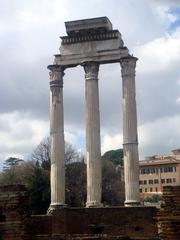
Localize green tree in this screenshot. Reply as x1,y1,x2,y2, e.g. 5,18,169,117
32,137,80,170
102,159,124,206
1,157,24,185
143,194,162,203
3,157,23,170
66,161,86,207
102,149,123,166
25,162,50,214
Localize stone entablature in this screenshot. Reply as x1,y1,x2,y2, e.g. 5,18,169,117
57,16,127,67
65,17,113,36
61,30,121,45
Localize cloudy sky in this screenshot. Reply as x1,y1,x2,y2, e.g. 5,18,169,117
0,0,180,164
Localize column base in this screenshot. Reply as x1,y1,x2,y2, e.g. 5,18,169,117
86,201,103,208
124,200,141,207
47,203,67,215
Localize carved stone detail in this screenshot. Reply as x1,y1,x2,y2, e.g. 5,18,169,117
83,61,102,207
61,30,122,45
48,64,66,212
47,17,141,209
83,62,99,80
120,57,137,78
120,56,140,206
49,65,64,96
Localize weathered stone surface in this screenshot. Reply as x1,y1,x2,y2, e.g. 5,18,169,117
56,17,128,67
157,186,180,240
65,17,113,36
0,185,29,240
120,57,140,206
48,17,139,208
0,186,160,240
54,47,129,67
83,62,102,207
48,65,66,212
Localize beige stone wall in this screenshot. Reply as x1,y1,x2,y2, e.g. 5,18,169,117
139,160,180,195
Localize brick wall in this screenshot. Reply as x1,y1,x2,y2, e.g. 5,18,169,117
0,185,160,240
157,185,180,240
0,185,29,240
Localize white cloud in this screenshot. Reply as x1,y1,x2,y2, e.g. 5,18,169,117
0,0,180,161
16,0,68,30
134,29,180,74
167,13,178,23
65,131,78,147
101,113,180,160
176,97,180,105
138,114,180,158
0,111,49,161
0,0,68,33
101,134,123,154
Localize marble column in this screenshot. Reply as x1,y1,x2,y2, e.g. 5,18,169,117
120,56,140,206
83,62,102,207
48,65,66,213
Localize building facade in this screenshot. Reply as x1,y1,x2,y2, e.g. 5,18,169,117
139,149,180,195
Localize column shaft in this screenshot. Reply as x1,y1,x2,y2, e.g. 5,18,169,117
48,65,65,213
120,57,140,206
83,62,102,207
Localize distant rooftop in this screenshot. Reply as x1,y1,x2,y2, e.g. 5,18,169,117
140,149,180,165
65,17,113,36
172,149,180,155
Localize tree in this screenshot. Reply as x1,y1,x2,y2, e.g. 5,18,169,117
30,137,84,210
66,161,86,207
3,157,23,170
102,158,124,206
31,137,81,170
25,162,50,214
32,137,51,170
102,149,123,166
143,194,162,203
0,157,24,185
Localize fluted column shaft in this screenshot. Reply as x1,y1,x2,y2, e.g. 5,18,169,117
48,65,65,213
120,57,140,206
83,62,102,207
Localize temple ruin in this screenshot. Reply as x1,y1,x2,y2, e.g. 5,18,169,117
48,17,140,212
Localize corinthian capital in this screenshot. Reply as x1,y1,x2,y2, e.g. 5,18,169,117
48,65,65,93
120,56,138,78
83,62,99,80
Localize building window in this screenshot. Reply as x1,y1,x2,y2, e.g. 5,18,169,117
155,168,159,174
149,180,153,184
140,169,146,174
154,179,159,184
150,168,155,174
144,180,147,185
145,188,147,192
173,178,176,183
168,166,173,172
174,166,176,172
161,179,165,184
155,187,158,192
166,178,172,184
140,189,142,193
161,167,163,173
139,180,143,185
150,188,153,192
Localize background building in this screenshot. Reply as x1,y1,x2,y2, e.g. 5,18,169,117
139,149,180,196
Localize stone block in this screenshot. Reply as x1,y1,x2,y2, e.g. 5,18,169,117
65,17,112,36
